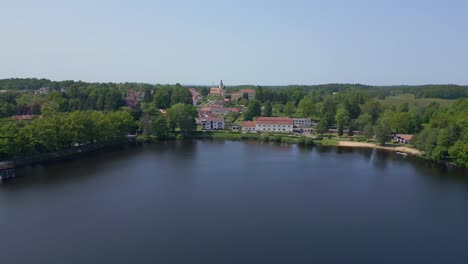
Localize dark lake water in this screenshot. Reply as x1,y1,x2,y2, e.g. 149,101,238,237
1,140,467,264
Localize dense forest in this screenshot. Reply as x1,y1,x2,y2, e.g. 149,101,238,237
0,78,467,168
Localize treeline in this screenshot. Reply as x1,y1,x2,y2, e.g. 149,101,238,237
251,83,468,101
1,78,467,168
138,103,198,138
234,88,467,167
383,85,468,99
0,88,125,117
0,81,191,117
0,78,153,91
0,110,135,159
413,99,468,167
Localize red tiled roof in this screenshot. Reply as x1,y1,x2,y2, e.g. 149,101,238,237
227,108,240,113
239,89,256,94
255,117,293,125
241,121,256,128
396,134,413,141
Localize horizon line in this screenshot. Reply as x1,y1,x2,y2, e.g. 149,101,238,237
0,77,467,87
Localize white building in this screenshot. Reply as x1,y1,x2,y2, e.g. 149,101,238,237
201,117,225,130
255,117,293,133
241,121,257,133
293,118,312,127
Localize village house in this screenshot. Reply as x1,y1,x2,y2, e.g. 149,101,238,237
241,121,257,133
231,89,256,100
393,134,414,144
255,117,293,133
227,107,241,113
125,90,144,110
34,87,50,95
201,116,225,130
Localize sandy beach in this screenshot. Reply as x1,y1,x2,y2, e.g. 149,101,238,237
338,141,423,155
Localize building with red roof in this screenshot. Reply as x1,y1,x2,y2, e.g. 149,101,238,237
241,121,257,133
255,117,293,132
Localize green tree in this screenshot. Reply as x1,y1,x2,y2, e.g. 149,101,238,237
284,101,296,117
151,113,169,138
448,141,468,168
171,85,192,105
153,87,171,109
244,99,261,121
315,119,328,135
297,98,314,117
262,100,272,117
167,103,197,135
335,108,350,136
356,113,372,131
375,116,392,145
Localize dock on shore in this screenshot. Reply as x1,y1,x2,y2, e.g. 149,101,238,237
0,162,16,180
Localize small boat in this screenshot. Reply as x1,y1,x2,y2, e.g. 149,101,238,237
396,152,408,156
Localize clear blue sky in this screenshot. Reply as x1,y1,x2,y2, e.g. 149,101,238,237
1,0,467,85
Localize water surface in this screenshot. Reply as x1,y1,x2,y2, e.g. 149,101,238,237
1,140,467,264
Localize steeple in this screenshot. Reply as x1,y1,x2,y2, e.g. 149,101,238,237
219,80,224,89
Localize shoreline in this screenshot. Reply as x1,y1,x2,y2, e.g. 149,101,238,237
337,141,423,155
5,135,466,180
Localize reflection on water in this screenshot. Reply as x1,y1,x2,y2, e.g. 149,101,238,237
1,140,467,264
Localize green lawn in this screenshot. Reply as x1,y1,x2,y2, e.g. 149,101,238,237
378,94,454,107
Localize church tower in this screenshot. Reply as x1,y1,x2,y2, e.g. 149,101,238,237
219,80,224,90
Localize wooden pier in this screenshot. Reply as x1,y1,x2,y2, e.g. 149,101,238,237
0,162,15,180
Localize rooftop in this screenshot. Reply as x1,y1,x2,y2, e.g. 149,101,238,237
255,117,293,125
241,121,256,127
395,134,414,141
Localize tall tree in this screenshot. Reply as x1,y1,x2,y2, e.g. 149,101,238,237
244,99,261,121
297,98,314,117
262,100,272,117
167,103,197,135
335,108,350,136
284,101,296,117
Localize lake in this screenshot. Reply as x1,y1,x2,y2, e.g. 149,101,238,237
1,140,467,264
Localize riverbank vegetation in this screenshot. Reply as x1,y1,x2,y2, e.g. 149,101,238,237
0,78,467,168
0,110,135,160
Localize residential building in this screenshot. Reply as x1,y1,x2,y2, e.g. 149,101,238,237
255,117,293,133
241,121,257,133
293,118,312,127
227,107,241,113
201,117,225,130
34,87,50,95
393,134,413,144
231,89,256,100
